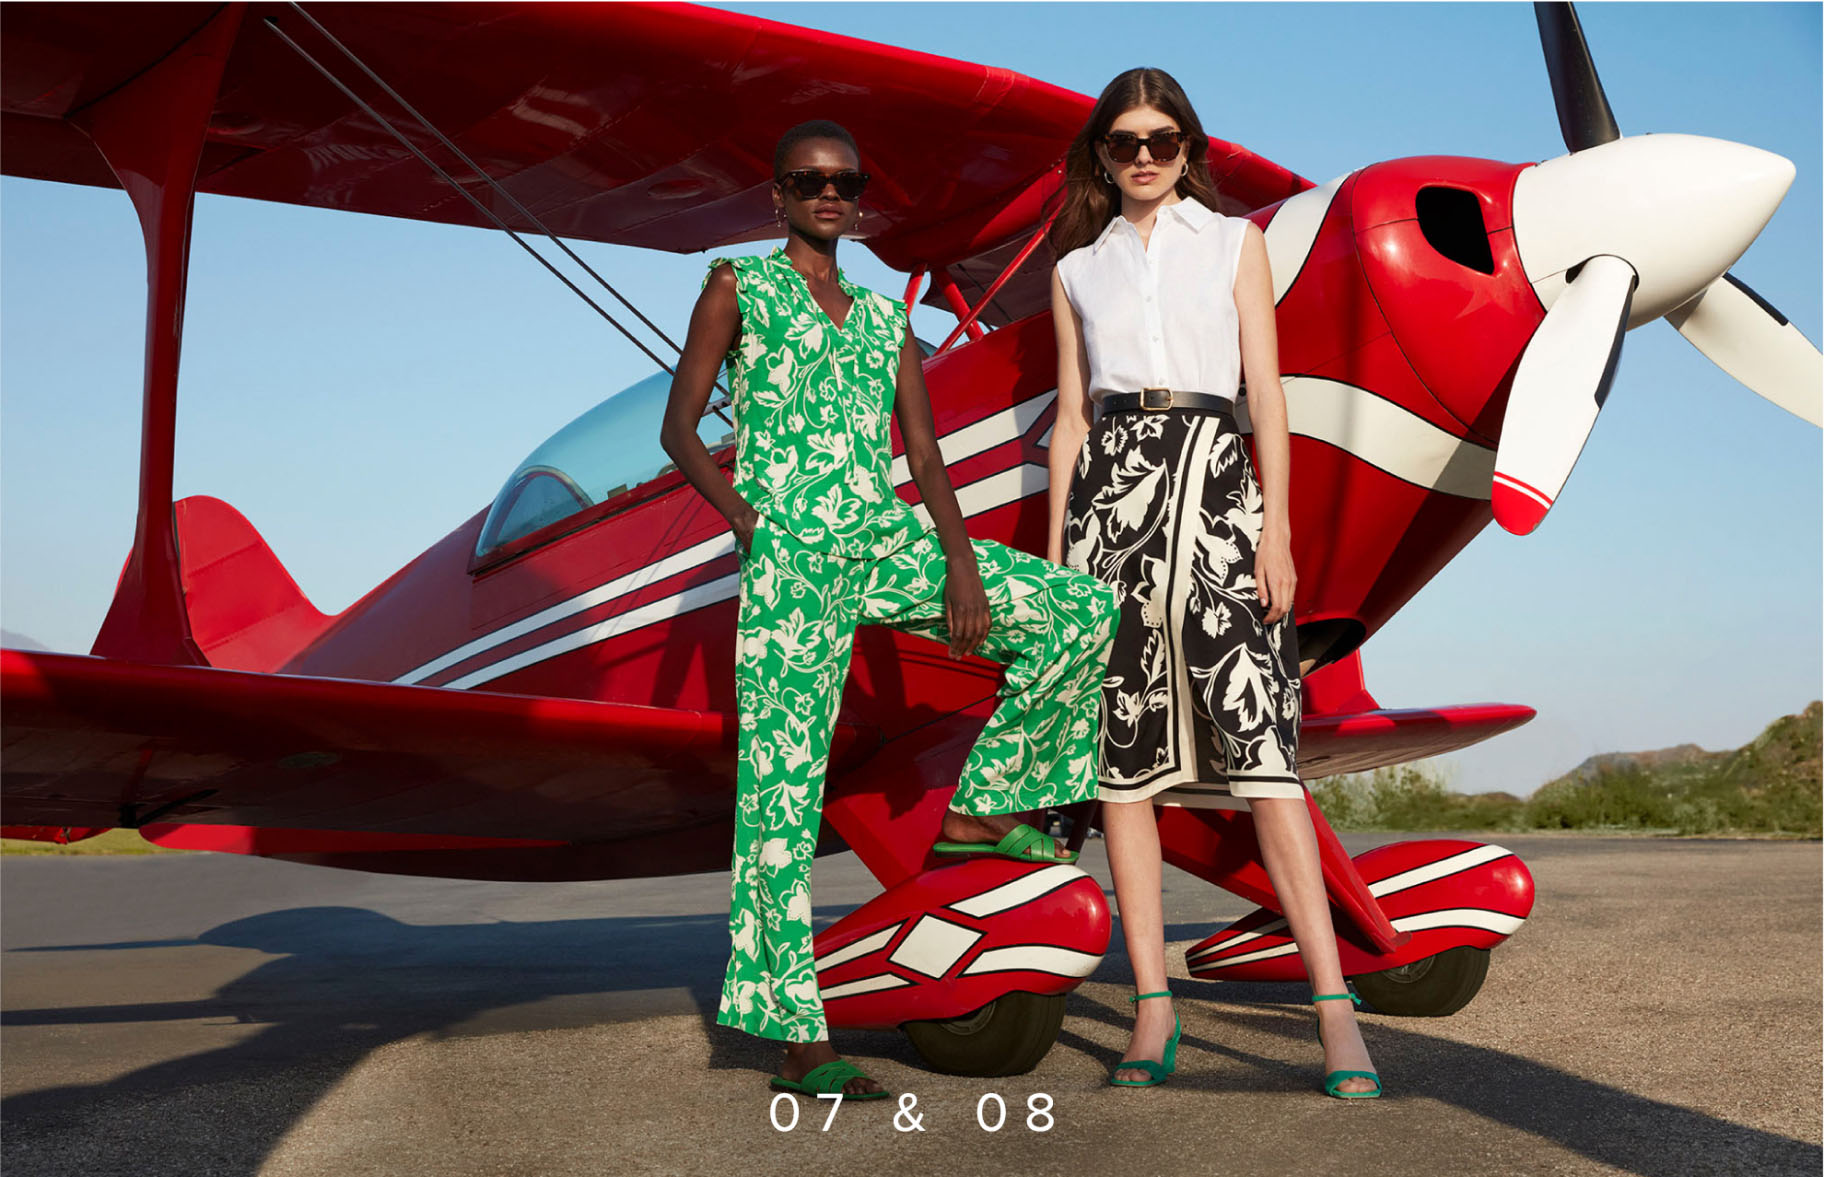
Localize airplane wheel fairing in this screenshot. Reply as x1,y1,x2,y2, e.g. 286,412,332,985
814,860,1109,1032
1353,946,1490,1016
1185,839,1533,983
903,992,1066,1076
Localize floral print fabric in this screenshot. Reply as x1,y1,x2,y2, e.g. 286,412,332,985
719,521,1118,1042
1065,408,1304,805
713,250,928,559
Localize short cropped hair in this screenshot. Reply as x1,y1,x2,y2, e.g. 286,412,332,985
773,120,859,177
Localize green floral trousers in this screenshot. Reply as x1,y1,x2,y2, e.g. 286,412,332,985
719,518,1118,1043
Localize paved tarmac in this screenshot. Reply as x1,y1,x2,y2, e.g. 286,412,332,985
2,834,1818,1177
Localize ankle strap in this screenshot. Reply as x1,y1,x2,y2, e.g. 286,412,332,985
1128,990,1172,1003
1310,991,1362,1006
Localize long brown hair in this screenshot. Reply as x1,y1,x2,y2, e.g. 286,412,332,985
1047,68,1222,257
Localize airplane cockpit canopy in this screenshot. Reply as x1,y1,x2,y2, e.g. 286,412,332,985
473,371,734,563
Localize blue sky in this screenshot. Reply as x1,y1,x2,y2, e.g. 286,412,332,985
2,3,1818,794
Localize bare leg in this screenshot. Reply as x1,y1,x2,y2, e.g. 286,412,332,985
1101,798,1177,1083
1249,796,1378,1094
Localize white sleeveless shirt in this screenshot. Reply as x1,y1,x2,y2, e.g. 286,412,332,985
1055,197,1252,405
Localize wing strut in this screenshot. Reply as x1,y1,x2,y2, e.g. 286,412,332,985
84,5,246,665
264,5,733,423
935,210,1060,353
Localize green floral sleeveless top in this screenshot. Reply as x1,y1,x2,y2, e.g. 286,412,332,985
711,249,928,558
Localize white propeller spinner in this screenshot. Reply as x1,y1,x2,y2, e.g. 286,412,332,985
1492,133,1818,536
1512,133,1795,325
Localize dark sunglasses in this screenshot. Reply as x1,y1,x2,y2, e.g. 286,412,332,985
775,168,871,201
1101,130,1190,164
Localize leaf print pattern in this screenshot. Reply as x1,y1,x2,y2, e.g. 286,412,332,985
709,251,928,559
1064,409,1304,805
720,482,1119,1044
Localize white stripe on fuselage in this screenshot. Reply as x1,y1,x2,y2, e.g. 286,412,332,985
440,462,1052,689
419,362,1494,689
395,396,1055,686
1235,377,1496,499
1264,174,1348,307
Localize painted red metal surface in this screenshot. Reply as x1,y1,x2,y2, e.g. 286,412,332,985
0,2,1558,997
814,859,1111,1031
0,825,110,845
1156,802,1407,955
1185,839,1536,981
3,4,1312,326
79,5,244,666
0,647,873,858
935,214,1058,354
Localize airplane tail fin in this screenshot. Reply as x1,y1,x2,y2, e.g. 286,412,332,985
174,496,332,672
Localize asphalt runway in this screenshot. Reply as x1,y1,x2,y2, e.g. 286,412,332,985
2,835,1818,1177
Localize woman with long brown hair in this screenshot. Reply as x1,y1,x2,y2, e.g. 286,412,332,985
1047,68,1380,1097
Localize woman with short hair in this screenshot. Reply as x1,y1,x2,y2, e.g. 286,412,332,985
662,119,1119,1101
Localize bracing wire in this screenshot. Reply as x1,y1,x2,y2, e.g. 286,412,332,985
264,11,733,425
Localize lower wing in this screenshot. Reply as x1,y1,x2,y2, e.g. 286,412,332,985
1298,703,1535,778
0,649,875,843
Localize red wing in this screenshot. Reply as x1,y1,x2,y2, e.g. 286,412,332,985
1297,703,1536,778
3,2,1079,255
2,1,1309,310
0,649,875,840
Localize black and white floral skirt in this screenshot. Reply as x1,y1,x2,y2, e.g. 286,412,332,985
1064,406,1304,806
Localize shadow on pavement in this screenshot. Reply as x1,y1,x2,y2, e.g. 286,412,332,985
2,904,1816,1177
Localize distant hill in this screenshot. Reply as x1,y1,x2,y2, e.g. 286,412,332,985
1560,743,1722,783
1,630,48,651
1315,702,1822,836
1543,704,1820,793
1529,702,1822,835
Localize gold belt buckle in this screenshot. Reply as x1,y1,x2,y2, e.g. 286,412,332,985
1140,387,1173,411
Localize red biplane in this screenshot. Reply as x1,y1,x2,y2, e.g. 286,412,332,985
3,3,1814,1075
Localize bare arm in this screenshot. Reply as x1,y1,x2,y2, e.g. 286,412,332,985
1047,268,1094,564
1234,221,1296,624
659,262,759,550
893,321,990,659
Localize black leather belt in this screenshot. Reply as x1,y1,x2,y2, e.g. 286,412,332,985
1101,388,1234,415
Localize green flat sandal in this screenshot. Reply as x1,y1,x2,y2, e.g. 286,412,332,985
1109,990,1182,1088
932,821,1079,864
769,1058,890,1101
1311,991,1382,1100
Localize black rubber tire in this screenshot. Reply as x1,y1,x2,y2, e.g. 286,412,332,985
902,992,1067,1077
1352,946,1491,1017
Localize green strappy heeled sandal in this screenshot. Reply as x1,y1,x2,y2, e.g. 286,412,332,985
1109,990,1181,1088
1311,991,1382,1100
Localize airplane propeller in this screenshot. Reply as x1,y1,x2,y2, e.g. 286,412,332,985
1490,2,1822,535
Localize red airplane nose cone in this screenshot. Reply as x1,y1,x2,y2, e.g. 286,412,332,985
1491,479,1551,535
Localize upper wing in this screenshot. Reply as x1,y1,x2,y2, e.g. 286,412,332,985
0,649,874,841
2,1,1308,318
3,2,1084,255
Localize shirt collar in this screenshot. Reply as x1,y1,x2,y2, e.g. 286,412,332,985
1162,197,1215,232
1091,196,1215,253
1090,215,1125,254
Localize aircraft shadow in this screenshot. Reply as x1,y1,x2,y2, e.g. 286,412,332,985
1,905,1815,1177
